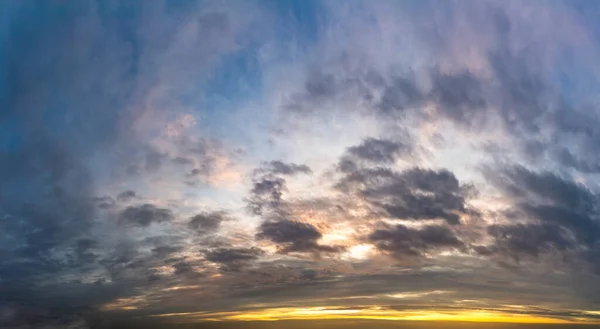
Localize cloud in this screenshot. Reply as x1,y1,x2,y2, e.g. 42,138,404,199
117,190,137,202
377,76,423,113
264,160,312,175
477,223,574,261
188,211,229,234
337,165,476,225
172,262,193,275
0,0,269,325
368,223,465,260
479,165,600,270
245,161,313,219
256,220,343,254
119,204,173,227
346,137,412,164
93,196,116,209
247,175,287,217
488,166,600,242
151,245,183,258
204,247,264,271
429,70,488,128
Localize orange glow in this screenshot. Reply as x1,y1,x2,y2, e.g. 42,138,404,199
150,306,599,324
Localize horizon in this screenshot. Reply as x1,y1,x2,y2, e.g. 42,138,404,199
83,319,600,329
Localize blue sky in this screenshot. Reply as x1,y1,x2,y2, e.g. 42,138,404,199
5,1,600,328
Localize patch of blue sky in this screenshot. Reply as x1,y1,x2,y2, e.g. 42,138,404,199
195,1,329,142
198,45,264,139
96,0,142,78
270,0,324,57
163,0,201,15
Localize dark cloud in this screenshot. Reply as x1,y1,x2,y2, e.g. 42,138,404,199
0,0,265,326
477,223,574,261
119,204,173,227
378,76,422,113
151,245,183,258
548,109,600,175
481,166,600,270
117,190,136,202
125,164,140,175
247,161,344,255
187,168,203,177
145,151,165,173
373,61,544,135
93,196,115,209
488,166,599,238
246,174,288,218
76,238,97,251
368,223,465,260
256,220,343,254
251,176,286,199
337,164,475,225
489,51,548,135
204,247,264,271
174,137,223,181
285,61,387,115
0,137,98,328
490,166,593,207
265,160,312,175
346,138,411,164
188,211,228,234
429,70,487,127
304,71,337,100
172,262,193,275
257,220,320,244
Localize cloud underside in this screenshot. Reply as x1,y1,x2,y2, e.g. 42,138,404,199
4,1,600,328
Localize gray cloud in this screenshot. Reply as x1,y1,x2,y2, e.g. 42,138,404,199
377,76,422,113
93,196,115,209
480,166,600,271
488,166,600,239
188,211,228,234
256,220,343,254
0,0,269,326
264,160,312,175
204,247,264,272
245,161,312,219
337,165,475,225
347,138,412,164
477,223,574,261
247,175,287,217
429,70,488,128
145,151,165,173
369,223,465,260
117,190,136,202
119,204,173,227
151,245,183,258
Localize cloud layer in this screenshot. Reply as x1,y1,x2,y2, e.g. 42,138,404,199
4,0,600,328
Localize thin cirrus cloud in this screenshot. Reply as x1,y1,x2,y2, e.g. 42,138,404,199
3,1,600,328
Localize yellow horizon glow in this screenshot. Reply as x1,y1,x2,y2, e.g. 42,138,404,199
150,306,600,325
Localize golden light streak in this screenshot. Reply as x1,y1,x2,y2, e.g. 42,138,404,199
161,285,202,292
101,296,148,311
386,290,450,299
150,306,597,324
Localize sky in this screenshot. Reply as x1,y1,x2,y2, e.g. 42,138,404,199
5,0,600,328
